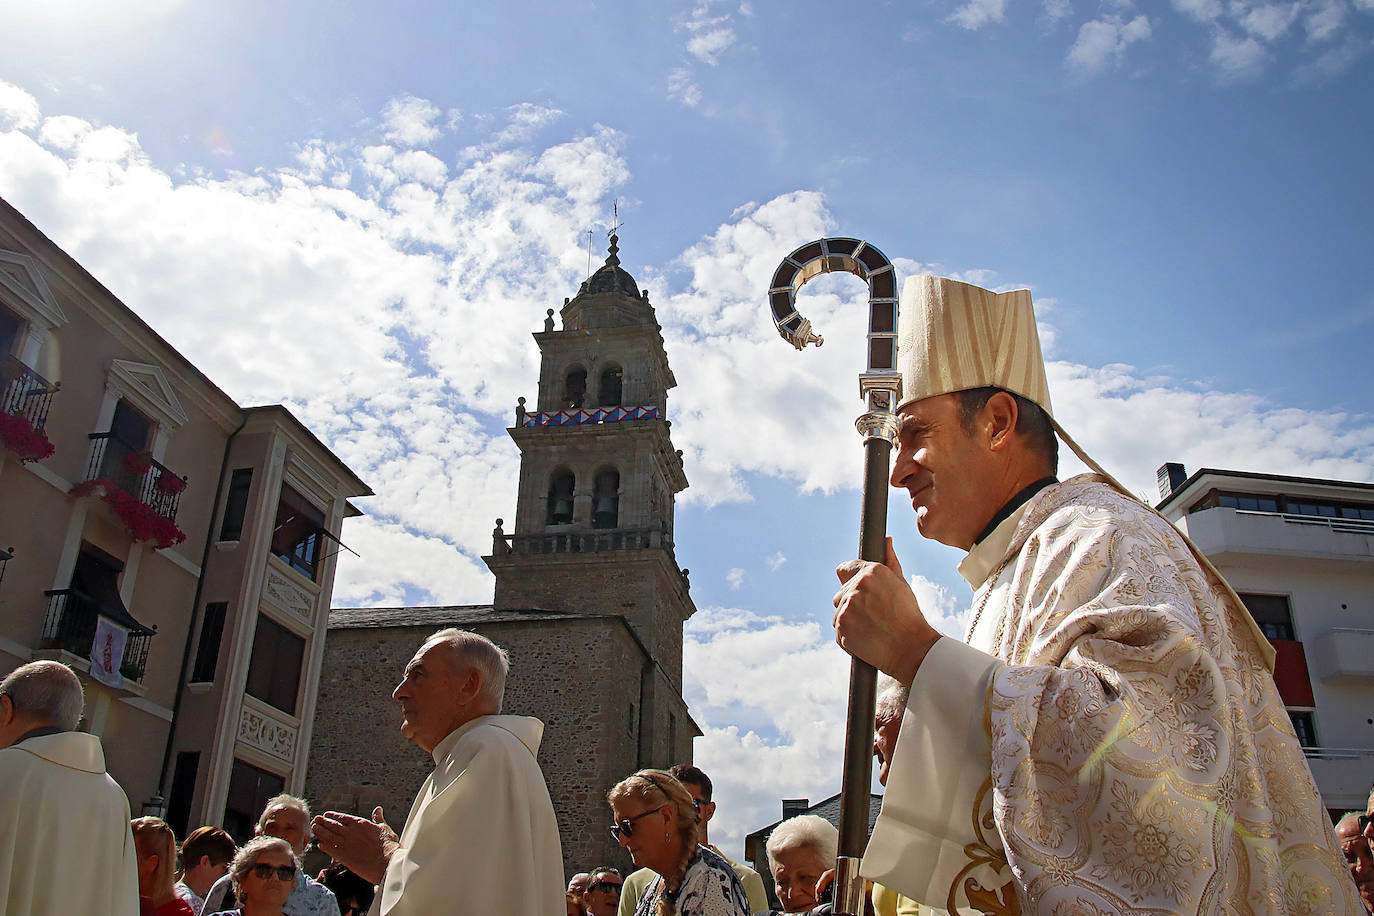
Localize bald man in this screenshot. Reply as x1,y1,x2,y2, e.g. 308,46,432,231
0,660,139,916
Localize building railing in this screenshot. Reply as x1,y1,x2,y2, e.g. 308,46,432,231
493,526,675,556
40,588,155,683
84,432,187,521
1,354,57,431
1232,507,1374,536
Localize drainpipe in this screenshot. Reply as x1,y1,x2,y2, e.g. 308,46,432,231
152,413,247,816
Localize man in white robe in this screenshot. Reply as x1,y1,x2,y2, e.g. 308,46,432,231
831,276,1356,914
0,660,139,916
313,627,564,916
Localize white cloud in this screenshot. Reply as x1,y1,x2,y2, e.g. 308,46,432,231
948,0,1007,29
1066,15,1152,72
381,94,443,147
684,607,852,856
909,574,970,639
678,2,741,64
726,568,746,589
1173,0,1223,22
1305,0,1347,42
667,68,704,108
687,27,738,65
0,82,40,131
1209,28,1269,80
1044,0,1074,24
1237,2,1301,41
766,551,787,571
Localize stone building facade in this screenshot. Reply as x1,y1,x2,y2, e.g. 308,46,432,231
306,236,701,875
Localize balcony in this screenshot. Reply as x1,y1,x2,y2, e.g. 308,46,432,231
83,433,187,521
40,588,156,683
493,526,674,556
1307,628,1374,682
1304,747,1374,811
1182,507,1374,567
0,355,57,462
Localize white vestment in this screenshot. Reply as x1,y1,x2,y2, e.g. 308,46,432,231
0,731,139,916
374,714,564,916
862,476,1357,915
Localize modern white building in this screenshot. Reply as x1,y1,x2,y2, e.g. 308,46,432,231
1156,463,1374,815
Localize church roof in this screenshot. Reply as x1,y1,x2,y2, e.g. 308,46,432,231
580,234,641,298
329,605,613,629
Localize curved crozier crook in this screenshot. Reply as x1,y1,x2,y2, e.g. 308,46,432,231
767,237,902,413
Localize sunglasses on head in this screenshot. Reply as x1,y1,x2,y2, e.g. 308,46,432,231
250,863,297,882
589,880,622,895
609,807,661,843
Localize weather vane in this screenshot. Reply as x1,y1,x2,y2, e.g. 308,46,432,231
608,199,624,238
765,237,900,916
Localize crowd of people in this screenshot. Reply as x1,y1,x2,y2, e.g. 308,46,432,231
3,273,1370,915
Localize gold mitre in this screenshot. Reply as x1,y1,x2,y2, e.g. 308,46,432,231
895,274,1117,488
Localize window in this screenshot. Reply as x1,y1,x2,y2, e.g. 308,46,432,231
0,305,20,356
1288,500,1337,518
223,759,285,844
99,399,154,481
1217,493,1278,513
1239,593,1295,641
219,468,253,541
599,365,623,407
245,614,305,714
564,368,587,409
592,468,619,529
271,484,325,580
166,751,200,837
190,602,228,683
547,471,575,525
1288,711,1317,748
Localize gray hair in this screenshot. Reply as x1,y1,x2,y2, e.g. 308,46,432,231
229,836,297,900
427,628,509,712
1336,811,1364,835
875,676,909,724
0,660,84,731
766,815,838,873
256,793,311,831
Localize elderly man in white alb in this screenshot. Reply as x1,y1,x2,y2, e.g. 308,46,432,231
0,660,139,916
313,627,564,915
831,276,1357,914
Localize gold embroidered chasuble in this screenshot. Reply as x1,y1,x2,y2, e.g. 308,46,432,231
861,475,1356,915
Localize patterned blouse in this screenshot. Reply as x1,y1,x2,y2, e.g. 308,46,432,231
633,845,750,916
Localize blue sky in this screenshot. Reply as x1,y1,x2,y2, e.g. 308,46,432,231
3,0,1372,858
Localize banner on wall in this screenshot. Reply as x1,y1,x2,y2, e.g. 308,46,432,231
90,616,129,687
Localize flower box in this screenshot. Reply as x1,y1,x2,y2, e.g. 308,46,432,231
0,410,55,462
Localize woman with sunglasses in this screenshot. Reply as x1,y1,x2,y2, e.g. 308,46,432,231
607,770,749,916
207,837,298,916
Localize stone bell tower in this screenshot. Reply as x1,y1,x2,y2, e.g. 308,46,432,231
485,235,694,681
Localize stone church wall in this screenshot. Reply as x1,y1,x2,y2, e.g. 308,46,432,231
305,614,658,879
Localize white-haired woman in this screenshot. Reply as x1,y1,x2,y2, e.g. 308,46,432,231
607,769,749,916
761,815,837,914
206,836,297,916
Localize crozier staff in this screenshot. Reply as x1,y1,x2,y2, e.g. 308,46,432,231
831,275,1356,914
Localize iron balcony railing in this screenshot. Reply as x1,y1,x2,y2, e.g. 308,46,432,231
84,432,187,520
493,526,675,556
1,354,57,432
40,588,155,684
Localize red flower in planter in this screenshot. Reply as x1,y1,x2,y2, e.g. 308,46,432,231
123,450,154,475
71,477,188,549
0,410,56,462
154,472,187,494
